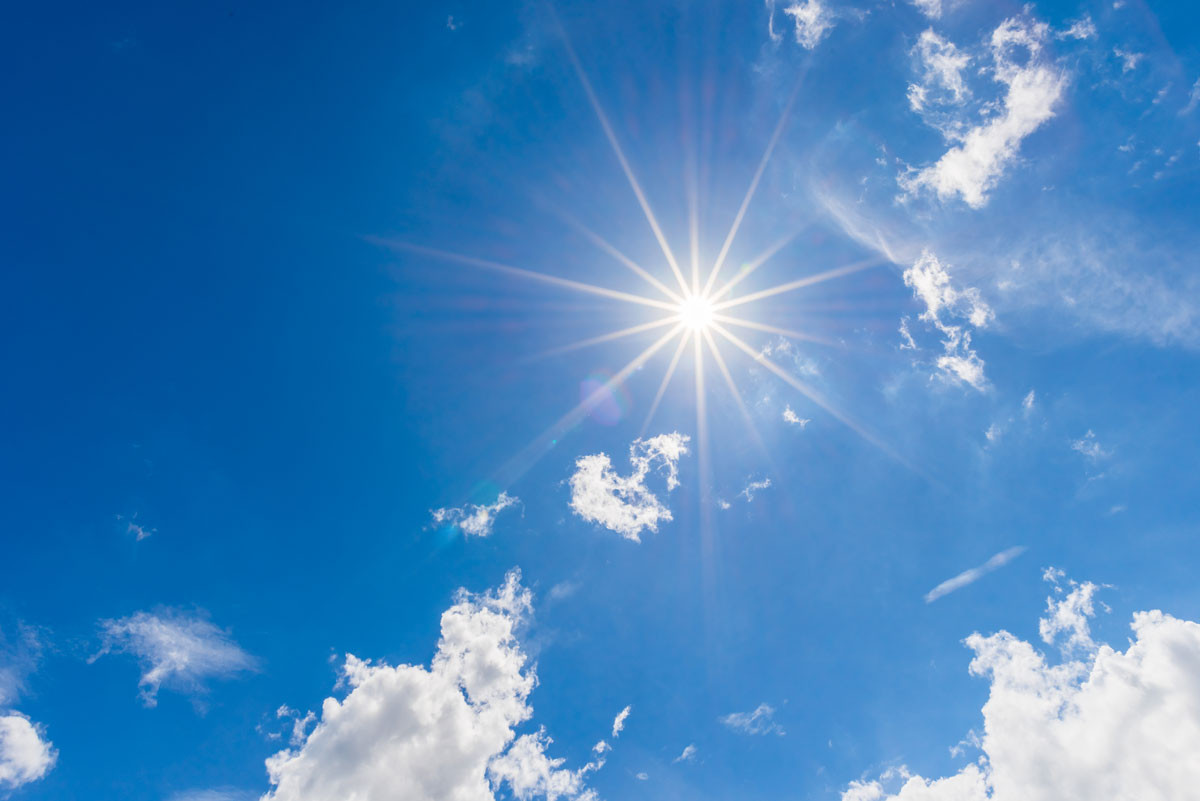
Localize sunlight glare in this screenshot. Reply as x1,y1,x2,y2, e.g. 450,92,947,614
678,294,715,331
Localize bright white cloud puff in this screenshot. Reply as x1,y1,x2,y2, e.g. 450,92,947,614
0,713,55,791
900,16,1067,208
843,570,1200,801
568,432,690,542
431,492,520,537
901,250,994,390
264,570,607,801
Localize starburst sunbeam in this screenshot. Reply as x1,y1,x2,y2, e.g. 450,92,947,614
711,321,922,475
702,77,803,298
557,212,686,304
377,240,679,313
702,328,769,459
640,330,692,435
556,21,690,296
712,256,887,312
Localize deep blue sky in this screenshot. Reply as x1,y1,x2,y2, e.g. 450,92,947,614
2,1,1199,799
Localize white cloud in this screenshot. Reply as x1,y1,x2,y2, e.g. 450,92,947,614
547,581,579,602
0,713,55,791
765,0,783,43
721,703,785,736
907,30,971,115
0,625,42,709
1070,430,1110,462
1039,569,1104,655
758,338,819,377
1113,48,1144,73
431,492,520,538
924,546,1026,603
783,0,835,50
842,571,1200,801
264,570,605,801
902,250,993,390
117,512,155,541
909,0,942,19
92,610,256,707
568,433,689,542
901,17,1067,208
782,405,810,427
674,744,697,763
1022,390,1036,414
1182,78,1200,115
739,478,772,502
611,706,631,738
984,423,1001,443
1058,15,1096,40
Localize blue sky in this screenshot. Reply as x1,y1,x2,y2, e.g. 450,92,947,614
3,0,1200,799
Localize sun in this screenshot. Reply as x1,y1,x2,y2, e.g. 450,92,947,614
678,294,715,331
384,34,897,488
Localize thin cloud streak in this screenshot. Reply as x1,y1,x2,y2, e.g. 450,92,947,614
924,546,1026,603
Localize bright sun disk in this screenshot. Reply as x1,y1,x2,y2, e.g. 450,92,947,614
678,294,715,331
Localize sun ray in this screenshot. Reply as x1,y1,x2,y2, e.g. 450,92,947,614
557,213,685,304
701,79,802,297
687,159,701,295
640,328,691,435
708,229,804,304
712,256,887,312
712,312,838,347
702,328,769,458
495,323,687,487
711,321,921,474
375,240,679,313
555,25,691,296
693,329,710,502
528,316,682,361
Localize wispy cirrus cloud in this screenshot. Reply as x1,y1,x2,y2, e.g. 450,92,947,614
92,610,256,707
924,546,1026,603
721,703,785,736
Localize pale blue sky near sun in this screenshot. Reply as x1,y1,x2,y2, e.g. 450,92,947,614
2,0,1199,799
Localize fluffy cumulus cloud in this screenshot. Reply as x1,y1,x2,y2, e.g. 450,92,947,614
0,713,55,791
901,250,994,390
782,0,835,49
431,492,520,537
0,626,55,791
568,432,689,542
92,610,256,707
720,703,785,736
900,16,1067,208
842,571,1200,801
264,570,605,801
